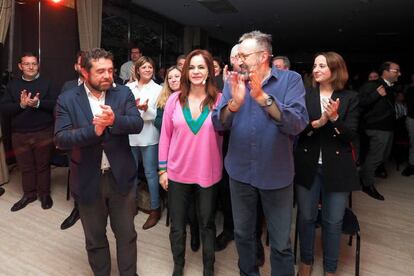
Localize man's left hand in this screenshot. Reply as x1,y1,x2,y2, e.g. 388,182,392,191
249,70,267,105
93,104,115,128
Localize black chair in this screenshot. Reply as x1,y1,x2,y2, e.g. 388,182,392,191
293,205,361,276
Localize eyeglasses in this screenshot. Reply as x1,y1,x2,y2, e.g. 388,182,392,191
21,62,38,67
237,51,264,61
388,68,401,73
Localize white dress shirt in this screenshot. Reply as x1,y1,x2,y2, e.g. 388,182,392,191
84,84,111,170
126,80,162,147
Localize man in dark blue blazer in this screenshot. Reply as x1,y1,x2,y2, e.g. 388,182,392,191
55,48,143,276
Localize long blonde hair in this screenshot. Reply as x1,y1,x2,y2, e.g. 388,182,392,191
156,66,181,108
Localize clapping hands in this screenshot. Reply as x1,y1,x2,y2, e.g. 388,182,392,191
93,104,115,136
135,98,149,112
20,90,40,108
311,98,340,128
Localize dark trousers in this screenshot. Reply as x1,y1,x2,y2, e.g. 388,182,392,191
360,129,393,187
230,178,294,276
217,168,234,234
217,131,234,235
11,127,54,197
78,171,137,276
168,180,218,273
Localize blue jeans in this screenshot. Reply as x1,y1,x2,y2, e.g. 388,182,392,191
131,145,159,209
296,166,349,273
230,178,294,276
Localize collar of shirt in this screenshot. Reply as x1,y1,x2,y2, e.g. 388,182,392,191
77,78,84,86
22,73,40,81
383,78,393,87
84,83,106,101
135,79,153,89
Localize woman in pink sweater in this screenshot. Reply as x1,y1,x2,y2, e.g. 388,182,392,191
158,49,222,276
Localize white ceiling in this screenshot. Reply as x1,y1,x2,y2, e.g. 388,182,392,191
132,0,413,56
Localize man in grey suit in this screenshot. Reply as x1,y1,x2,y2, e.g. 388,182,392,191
55,48,143,276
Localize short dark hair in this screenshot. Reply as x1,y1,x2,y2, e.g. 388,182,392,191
378,61,396,75
130,45,141,53
81,48,113,72
213,56,224,69
75,50,85,63
176,54,186,63
19,52,38,63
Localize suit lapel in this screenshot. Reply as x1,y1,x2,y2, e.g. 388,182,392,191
105,86,115,107
332,90,347,118
307,87,322,120
75,85,94,122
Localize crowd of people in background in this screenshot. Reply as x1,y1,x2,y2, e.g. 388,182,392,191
0,29,413,276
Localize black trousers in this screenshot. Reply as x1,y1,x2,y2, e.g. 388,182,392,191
217,168,234,234
78,171,137,276
168,180,218,272
217,130,234,234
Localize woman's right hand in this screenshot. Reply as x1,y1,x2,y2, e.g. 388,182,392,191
159,172,168,191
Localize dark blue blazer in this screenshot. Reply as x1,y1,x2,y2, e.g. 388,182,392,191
60,79,79,94
54,84,143,203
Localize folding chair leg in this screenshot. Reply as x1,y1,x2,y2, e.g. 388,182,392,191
348,235,353,246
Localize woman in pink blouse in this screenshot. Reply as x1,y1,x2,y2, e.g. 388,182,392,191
158,49,222,276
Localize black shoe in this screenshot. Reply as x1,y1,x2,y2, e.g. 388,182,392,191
11,195,37,212
0,187,4,197
375,164,388,178
215,231,234,251
256,239,265,267
362,185,384,201
60,206,80,230
40,195,53,209
401,165,414,177
191,233,200,252
190,225,200,252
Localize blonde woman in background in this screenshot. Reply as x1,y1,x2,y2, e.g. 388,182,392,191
126,56,162,230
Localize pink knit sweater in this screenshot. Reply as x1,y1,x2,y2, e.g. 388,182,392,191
158,92,223,187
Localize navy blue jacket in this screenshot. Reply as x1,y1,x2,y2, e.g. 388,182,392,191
54,84,143,203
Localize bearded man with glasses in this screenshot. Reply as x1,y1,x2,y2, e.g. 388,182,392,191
213,31,308,276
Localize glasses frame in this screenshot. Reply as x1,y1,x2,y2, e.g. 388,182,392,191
388,68,400,73
237,50,265,62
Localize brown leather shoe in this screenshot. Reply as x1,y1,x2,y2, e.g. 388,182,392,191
142,208,161,230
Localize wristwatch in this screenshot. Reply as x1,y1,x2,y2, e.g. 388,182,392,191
261,95,274,107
